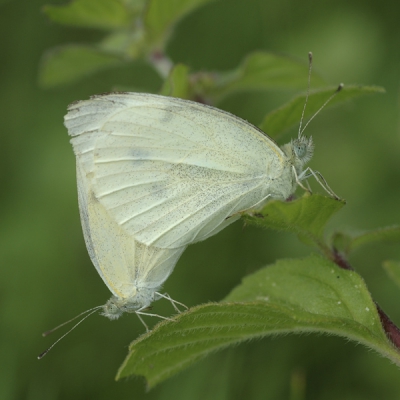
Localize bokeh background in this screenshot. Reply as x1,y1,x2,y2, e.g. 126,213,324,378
1,0,400,399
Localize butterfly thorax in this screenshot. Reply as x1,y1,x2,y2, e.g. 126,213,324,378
102,287,156,320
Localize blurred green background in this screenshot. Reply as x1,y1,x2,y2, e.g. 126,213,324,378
1,0,400,399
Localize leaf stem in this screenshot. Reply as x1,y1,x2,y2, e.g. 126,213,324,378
377,306,400,349
331,247,353,270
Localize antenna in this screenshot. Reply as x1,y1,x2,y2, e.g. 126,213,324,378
298,52,313,138
38,306,102,359
298,52,344,137
299,83,343,136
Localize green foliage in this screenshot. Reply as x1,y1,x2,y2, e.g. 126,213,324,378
37,0,400,393
332,226,400,255
39,45,123,87
212,52,327,101
145,0,216,44
43,0,135,30
243,194,345,247
117,254,398,387
39,0,216,87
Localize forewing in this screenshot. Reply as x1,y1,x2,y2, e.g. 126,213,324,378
66,93,285,248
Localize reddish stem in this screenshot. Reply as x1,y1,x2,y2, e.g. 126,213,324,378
331,248,353,270
377,307,400,349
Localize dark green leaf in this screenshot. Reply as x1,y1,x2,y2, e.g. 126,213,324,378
39,45,123,88
243,194,345,245
348,226,400,253
43,0,136,30
117,255,397,387
213,52,326,100
145,0,215,44
259,85,385,139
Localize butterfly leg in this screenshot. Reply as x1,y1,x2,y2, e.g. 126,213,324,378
249,193,272,210
135,306,175,331
301,167,340,200
293,166,313,194
156,292,188,313
228,194,272,219
134,312,150,332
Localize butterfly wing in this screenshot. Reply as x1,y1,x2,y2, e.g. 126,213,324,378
66,93,289,249
76,157,186,299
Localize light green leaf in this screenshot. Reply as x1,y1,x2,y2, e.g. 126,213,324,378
39,45,123,88
259,85,385,139
145,0,215,44
99,29,147,58
213,52,326,100
243,194,345,245
159,63,190,98
117,255,398,387
383,260,400,288
43,0,136,30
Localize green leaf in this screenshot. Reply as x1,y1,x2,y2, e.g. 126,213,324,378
213,52,326,100
38,45,123,88
159,63,190,98
99,30,147,58
383,260,400,288
145,0,215,44
332,226,400,256
347,226,400,254
117,255,398,387
259,85,385,139
43,0,136,30
243,194,345,245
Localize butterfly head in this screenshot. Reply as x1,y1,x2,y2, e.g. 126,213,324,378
281,135,314,172
292,135,314,165
102,296,140,320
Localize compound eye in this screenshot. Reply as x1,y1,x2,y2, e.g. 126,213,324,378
295,144,306,158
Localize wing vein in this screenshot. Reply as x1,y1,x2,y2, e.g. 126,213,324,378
97,180,165,199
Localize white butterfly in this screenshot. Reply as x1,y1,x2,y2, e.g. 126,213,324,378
65,92,337,256
39,88,340,358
